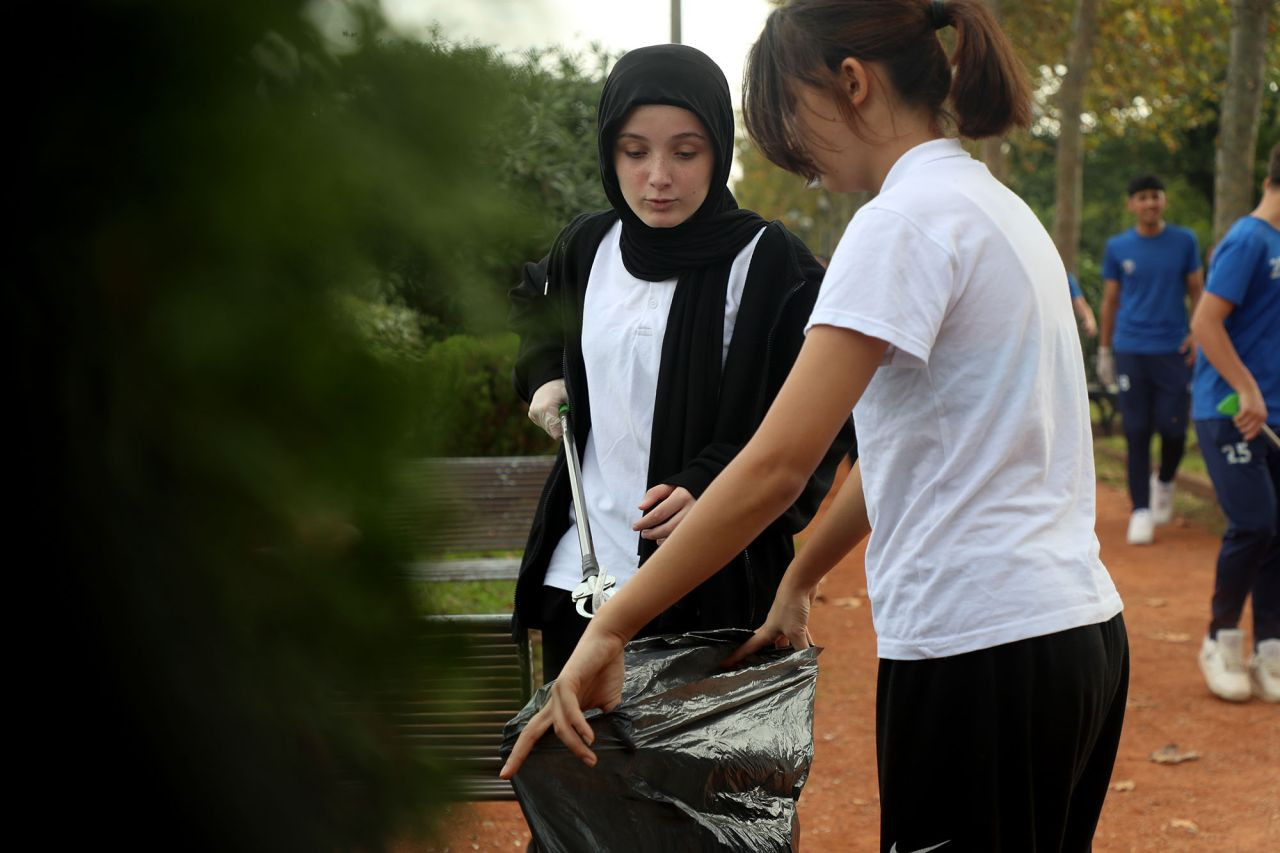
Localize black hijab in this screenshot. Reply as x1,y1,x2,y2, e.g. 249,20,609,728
597,44,766,282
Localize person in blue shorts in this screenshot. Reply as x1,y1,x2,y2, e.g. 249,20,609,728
1068,271,1097,338
1189,142,1280,703
1097,174,1204,544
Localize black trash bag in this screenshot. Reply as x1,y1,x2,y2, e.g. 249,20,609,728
500,628,820,852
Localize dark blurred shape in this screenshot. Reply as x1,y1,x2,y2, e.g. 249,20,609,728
501,630,820,852
366,39,614,344
346,40,617,457
23,1,526,848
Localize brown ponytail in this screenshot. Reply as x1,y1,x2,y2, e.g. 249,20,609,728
946,0,1031,138
744,0,1031,178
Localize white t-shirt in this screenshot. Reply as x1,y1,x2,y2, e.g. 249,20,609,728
544,221,767,593
807,138,1122,660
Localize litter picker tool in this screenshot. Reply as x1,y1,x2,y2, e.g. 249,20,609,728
559,403,617,618
1216,392,1280,448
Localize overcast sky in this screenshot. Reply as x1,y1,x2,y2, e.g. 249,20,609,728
377,0,776,107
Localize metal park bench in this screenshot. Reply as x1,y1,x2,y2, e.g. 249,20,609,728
395,456,555,582
390,455,554,801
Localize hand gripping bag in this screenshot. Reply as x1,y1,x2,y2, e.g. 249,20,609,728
500,628,820,852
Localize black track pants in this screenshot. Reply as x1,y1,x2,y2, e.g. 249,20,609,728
875,613,1129,853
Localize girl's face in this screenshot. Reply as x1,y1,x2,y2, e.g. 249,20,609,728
792,84,870,194
613,105,714,228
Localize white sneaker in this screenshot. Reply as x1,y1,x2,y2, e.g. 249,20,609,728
1199,629,1251,702
1126,508,1155,545
1150,473,1175,525
1250,639,1280,703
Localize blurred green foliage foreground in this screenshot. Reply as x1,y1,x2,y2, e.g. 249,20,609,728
23,1,539,848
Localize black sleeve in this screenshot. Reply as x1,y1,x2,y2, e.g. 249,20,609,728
509,252,563,403
508,214,596,403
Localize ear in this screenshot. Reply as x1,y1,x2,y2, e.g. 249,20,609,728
838,57,870,108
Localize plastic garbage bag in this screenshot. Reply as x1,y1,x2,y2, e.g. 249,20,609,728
500,628,820,852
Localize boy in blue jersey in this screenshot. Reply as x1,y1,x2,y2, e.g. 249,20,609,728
1189,143,1280,703
1097,175,1204,545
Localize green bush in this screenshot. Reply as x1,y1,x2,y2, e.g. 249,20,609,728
414,334,554,457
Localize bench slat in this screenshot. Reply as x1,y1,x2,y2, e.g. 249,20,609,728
385,612,533,803
388,460,550,802
407,559,521,582
392,456,554,554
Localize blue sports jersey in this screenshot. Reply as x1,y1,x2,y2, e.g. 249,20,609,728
1191,215,1280,420
1102,225,1201,353
1067,272,1083,299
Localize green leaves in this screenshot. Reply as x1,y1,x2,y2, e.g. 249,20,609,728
31,1,531,847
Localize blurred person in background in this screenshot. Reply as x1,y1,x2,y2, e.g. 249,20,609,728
1189,142,1280,703
1097,174,1204,545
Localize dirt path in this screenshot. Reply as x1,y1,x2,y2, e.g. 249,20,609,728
411,480,1280,852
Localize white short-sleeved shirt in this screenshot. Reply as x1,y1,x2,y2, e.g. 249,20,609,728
807,138,1122,660
544,221,766,593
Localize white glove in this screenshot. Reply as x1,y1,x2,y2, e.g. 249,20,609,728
528,379,567,441
1095,346,1116,389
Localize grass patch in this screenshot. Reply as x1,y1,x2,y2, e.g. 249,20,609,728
414,579,516,615
1093,431,1208,478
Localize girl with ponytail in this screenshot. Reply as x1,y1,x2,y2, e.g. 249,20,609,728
504,3,1128,849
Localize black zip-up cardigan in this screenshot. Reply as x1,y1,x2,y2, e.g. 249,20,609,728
508,211,856,639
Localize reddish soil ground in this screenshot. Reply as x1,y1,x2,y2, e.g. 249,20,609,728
408,478,1279,852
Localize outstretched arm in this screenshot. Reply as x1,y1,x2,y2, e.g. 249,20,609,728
1191,292,1266,440
582,326,882,639
649,228,854,541
722,457,871,664
500,325,886,777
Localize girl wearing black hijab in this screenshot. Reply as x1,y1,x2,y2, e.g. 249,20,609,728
510,44,853,682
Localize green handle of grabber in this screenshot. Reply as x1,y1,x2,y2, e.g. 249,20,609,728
1217,391,1280,448
559,403,570,416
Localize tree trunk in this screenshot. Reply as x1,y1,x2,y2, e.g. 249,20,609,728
1213,0,1275,243
979,0,1010,184
1052,0,1100,275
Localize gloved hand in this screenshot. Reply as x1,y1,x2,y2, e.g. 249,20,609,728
528,378,567,441
1095,346,1116,389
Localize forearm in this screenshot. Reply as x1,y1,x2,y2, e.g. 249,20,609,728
1072,296,1096,325
783,459,870,592
595,438,815,640
1099,280,1119,348
585,327,885,642
1186,270,1204,314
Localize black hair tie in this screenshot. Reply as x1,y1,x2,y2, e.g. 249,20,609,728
929,0,949,30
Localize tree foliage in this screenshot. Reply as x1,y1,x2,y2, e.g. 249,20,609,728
26,0,527,847
366,39,614,341
734,135,871,260
740,0,1278,352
